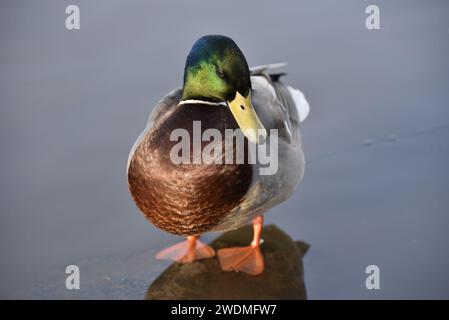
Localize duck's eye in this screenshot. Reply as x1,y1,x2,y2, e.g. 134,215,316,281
216,68,226,79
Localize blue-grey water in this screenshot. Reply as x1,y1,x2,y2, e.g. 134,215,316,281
1,0,449,299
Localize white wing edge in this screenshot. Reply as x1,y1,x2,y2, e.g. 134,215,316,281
287,86,310,122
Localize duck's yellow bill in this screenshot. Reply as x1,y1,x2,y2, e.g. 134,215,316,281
227,92,267,144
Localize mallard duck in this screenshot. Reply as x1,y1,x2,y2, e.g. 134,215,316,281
127,35,310,275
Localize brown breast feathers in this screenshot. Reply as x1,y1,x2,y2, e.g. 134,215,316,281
128,103,253,236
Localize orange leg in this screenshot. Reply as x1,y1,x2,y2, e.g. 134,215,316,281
155,235,215,263
217,215,265,276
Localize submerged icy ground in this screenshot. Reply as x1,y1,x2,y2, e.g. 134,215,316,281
20,225,308,299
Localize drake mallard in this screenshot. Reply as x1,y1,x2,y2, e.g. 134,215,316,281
127,35,310,275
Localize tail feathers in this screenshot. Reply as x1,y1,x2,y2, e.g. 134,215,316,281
287,86,310,122
269,73,287,82
250,63,310,122
250,63,287,76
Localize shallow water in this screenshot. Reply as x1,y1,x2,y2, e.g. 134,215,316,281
1,0,449,299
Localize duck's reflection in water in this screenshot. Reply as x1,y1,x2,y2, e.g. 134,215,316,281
145,225,309,300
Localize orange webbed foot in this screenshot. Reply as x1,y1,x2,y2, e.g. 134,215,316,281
217,215,265,276
156,236,215,263
217,244,264,276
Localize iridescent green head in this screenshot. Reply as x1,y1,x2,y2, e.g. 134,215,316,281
181,35,251,102
181,35,266,143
